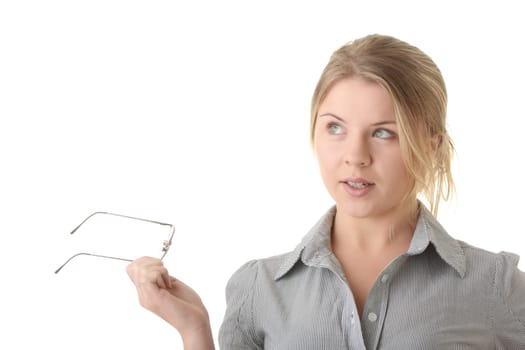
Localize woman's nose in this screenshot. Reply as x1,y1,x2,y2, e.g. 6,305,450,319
343,137,371,167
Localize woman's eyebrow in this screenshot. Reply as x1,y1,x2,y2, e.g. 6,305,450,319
371,120,396,126
318,113,345,122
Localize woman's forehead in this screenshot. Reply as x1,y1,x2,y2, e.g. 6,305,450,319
317,77,395,123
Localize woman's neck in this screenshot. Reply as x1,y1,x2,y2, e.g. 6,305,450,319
332,201,419,254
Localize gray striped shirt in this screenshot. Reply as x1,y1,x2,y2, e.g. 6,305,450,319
218,205,525,349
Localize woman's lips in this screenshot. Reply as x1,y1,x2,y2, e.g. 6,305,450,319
341,177,375,197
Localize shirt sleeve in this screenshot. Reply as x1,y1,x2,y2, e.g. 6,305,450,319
493,252,525,348
218,260,263,350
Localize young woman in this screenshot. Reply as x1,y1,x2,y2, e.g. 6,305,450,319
126,34,525,349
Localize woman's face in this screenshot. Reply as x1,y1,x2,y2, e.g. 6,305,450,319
314,77,412,220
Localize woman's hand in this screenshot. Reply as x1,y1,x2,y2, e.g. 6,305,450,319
126,257,215,350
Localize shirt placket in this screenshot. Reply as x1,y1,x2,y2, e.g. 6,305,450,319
343,287,367,349
316,253,367,349
360,257,404,350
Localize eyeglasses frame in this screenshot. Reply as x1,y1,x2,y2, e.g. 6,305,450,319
55,211,175,274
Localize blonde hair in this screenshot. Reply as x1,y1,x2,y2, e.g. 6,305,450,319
310,34,454,217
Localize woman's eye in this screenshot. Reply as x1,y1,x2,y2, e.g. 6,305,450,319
373,128,393,139
328,123,343,135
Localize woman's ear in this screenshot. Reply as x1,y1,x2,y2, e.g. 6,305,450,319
430,134,441,154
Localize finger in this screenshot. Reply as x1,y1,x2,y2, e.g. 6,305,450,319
139,261,169,284
127,263,170,288
151,266,170,289
126,256,164,280
147,265,171,289
133,256,164,269
142,266,170,286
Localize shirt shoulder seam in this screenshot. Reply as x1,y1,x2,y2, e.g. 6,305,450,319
493,253,525,337
249,261,264,346
226,260,263,348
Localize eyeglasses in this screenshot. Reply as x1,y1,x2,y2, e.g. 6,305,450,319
55,211,175,274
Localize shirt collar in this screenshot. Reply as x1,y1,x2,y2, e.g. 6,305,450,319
274,204,466,280
411,204,466,277
274,206,336,280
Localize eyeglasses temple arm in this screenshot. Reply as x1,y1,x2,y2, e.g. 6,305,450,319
54,253,133,274
71,211,172,235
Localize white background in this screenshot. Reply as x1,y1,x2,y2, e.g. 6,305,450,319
1,1,524,348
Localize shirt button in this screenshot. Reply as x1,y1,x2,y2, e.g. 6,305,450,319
381,274,389,283
368,312,378,322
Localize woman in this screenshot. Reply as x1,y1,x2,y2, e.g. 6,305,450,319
126,34,525,349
